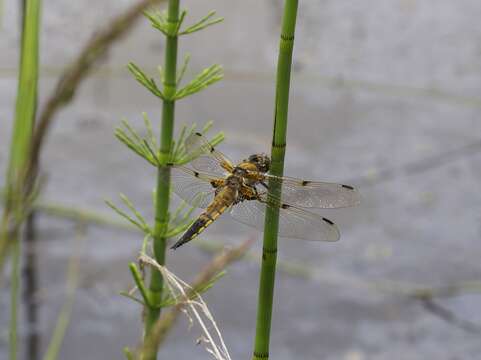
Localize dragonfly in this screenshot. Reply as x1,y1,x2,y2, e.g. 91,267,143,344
168,132,360,250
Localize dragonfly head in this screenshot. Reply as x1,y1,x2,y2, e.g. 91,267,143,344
247,154,270,173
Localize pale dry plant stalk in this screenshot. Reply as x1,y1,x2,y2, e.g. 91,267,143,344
138,254,232,360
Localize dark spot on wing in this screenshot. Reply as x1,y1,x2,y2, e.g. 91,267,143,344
322,217,334,225
342,184,354,190
281,204,290,209
194,171,199,177
301,180,310,186
210,146,215,153
195,132,202,137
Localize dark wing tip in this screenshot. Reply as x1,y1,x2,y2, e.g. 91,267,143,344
341,184,354,190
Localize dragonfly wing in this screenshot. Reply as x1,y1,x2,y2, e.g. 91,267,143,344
189,155,229,177
261,174,361,209
229,199,266,231
229,198,340,242
170,167,218,209
184,132,234,173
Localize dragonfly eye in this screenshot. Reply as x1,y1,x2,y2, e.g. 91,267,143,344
247,154,270,173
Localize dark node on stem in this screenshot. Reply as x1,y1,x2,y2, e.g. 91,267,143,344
341,184,354,190
280,33,294,41
301,180,310,186
322,217,335,225
253,351,269,359
166,162,174,166
263,247,277,254
271,141,286,149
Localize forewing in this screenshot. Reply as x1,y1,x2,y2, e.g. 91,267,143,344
189,155,229,177
170,167,218,209
229,198,340,242
184,132,234,173
260,174,361,209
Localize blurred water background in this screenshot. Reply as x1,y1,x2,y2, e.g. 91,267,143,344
1,0,481,359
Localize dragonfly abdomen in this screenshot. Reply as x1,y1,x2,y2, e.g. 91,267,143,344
171,196,231,250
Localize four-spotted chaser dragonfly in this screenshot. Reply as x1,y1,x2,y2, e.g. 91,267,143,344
169,132,360,249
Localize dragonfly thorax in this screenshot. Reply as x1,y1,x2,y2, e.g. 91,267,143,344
232,166,248,177
225,174,243,188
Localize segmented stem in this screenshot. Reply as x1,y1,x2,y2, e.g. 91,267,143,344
252,1,299,359
143,1,179,359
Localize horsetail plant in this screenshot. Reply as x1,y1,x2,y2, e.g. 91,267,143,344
107,2,223,358
252,1,299,359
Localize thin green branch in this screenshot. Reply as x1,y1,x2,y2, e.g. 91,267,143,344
176,53,190,85
144,9,184,37
252,1,299,359
129,262,152,307
178,10,223,35
120,291,146,306
128,62,165,99
143,113,158,150
174,64,223,100
105,198,151,234
115,120,160,167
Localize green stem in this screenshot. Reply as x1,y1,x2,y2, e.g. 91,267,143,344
3,1,41,358
143,1,179,358
252,1,298,359
0,0,40,266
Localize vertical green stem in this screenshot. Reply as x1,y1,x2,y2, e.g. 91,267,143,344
143,1,179,358
3,0,41,358
0,0,40,262
252,1,298,359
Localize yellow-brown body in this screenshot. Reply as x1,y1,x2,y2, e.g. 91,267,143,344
171,180,239,249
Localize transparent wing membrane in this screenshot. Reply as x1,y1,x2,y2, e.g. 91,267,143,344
184,132,234,173
256,173,361,209
170,167,218,209
189,155,228,177
230,196,340,242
